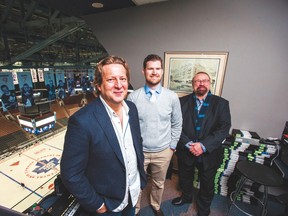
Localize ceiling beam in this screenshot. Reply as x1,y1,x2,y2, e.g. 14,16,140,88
2,33,11,60
2,17,85,31
80,53,108,64
0,0,16,24
50,10,60,20
2,22,86,66
22,0,38,23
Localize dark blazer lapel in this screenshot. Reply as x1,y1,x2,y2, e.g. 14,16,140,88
186,95,197,135
191,98,197,132
93,98,125,166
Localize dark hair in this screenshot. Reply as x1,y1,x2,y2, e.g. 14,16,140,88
22,83,29,88
143,54,163,69
1,84,8,90
93,55,130,96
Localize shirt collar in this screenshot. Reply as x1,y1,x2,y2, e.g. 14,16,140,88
144,85,162,95
99,95,129,118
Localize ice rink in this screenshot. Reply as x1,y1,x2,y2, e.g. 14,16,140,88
0,130,66,212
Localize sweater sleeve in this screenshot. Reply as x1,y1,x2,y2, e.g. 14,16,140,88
170,92,183,149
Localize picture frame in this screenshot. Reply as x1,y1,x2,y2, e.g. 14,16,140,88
163,51,229,97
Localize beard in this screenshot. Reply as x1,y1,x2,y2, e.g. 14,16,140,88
195,86,208,97
146,77,161,86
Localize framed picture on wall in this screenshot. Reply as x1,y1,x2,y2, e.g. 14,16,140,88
163,51,229,96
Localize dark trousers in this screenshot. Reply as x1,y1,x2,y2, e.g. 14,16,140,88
178,159,219,216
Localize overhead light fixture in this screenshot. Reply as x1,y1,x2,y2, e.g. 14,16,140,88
13,61,22,66
92,2,104,8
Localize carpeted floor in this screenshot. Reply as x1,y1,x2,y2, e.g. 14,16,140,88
137,173,286,216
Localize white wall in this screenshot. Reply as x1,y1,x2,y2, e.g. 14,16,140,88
84,0,288,138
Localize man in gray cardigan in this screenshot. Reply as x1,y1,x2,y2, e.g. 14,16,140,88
128,54,182,216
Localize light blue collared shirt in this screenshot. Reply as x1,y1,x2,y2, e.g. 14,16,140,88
144,85,161,101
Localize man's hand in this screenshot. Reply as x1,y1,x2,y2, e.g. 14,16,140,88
96,204,108,213
189,142,203,156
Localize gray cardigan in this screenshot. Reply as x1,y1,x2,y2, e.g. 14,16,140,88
127,86,182,152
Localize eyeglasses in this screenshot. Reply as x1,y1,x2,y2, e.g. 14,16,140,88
193,79,210,84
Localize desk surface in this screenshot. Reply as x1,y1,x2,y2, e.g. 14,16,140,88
237,160,283,186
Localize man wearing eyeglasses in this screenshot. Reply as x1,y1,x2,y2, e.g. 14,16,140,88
172,72,231,216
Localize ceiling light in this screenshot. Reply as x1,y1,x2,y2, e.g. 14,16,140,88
92,2,104,8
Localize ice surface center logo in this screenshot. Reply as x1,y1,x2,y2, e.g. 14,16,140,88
25,154,60,178
33,157,59,174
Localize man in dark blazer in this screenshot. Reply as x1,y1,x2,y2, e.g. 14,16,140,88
172,72,231,216
60,56,147,216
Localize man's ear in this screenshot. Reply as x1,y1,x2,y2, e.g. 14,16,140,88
96,84,101,92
